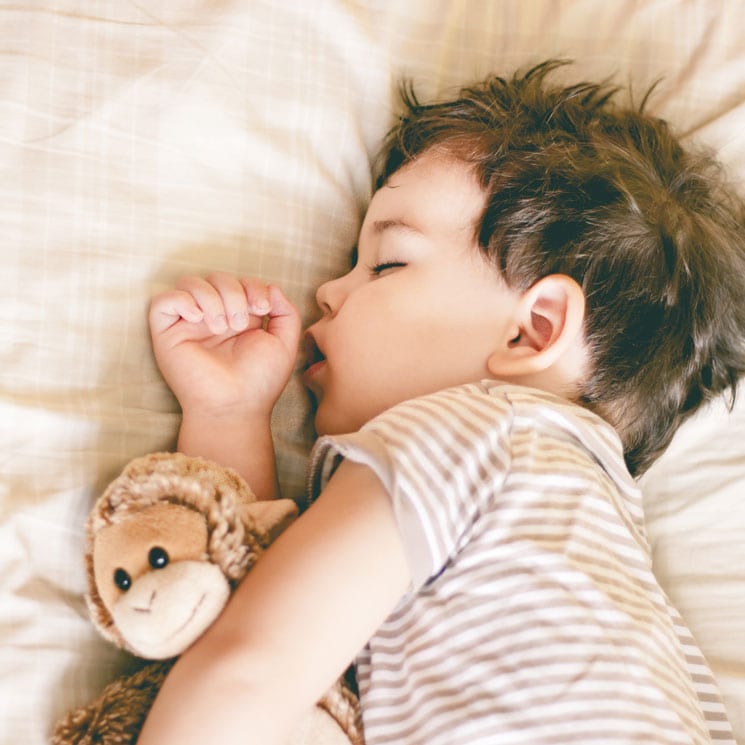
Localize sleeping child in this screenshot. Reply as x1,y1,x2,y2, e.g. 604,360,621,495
140,61,745,744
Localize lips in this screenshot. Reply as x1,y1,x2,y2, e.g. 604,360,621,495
303,331,327,382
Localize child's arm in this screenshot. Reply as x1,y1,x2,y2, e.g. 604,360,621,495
137,459,410,745
149,273,301,499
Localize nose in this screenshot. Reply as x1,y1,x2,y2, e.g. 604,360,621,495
315,274,349,317
132,590,156,613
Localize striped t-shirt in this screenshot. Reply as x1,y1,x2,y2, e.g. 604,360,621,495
309,381,734,744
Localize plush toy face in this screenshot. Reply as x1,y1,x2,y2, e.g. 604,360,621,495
92,502,230,660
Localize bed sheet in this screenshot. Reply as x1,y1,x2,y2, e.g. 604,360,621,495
2,1,745,742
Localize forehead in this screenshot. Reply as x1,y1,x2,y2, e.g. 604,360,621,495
93,503,207,573
365,152,484,238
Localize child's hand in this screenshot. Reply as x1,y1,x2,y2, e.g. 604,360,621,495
149,273,301,420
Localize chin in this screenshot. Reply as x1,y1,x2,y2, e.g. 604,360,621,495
312,405,332,436
314,411,341,437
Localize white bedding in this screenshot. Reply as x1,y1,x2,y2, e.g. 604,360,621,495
2,2,744,742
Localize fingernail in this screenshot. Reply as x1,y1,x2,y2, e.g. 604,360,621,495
231,311,249,329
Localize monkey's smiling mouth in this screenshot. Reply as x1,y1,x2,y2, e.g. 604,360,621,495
166,593,207,641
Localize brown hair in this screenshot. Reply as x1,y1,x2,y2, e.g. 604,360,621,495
378,60,745,475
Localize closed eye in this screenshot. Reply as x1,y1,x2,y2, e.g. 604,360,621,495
368,261,407,277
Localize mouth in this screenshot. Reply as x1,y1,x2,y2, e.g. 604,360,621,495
303,331,327,383
166,593,207,642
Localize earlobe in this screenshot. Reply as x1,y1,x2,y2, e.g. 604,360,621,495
487,274,585,379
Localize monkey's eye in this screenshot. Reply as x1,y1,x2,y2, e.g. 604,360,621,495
114,568,131,591
148,546,169,570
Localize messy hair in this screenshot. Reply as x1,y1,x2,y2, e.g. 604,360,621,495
378,60,745,476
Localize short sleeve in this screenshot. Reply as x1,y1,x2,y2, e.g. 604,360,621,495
308,383,514,590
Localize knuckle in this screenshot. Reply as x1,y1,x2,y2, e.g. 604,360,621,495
205,271,225,285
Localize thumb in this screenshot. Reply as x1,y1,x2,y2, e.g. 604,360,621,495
265,285,302,354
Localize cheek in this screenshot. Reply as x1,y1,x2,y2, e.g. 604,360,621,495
314,361,378,435
327,297,395,372
313,344,387,435
316,286,480,431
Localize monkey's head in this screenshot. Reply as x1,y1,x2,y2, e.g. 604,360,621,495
84,452,297,660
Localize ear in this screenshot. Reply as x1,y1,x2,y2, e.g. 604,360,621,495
244,499,299,545
487,274,585,378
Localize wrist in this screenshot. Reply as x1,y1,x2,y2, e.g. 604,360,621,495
179,405,273,429
177,410,279,500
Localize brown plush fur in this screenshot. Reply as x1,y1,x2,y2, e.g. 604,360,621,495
52,660,175,745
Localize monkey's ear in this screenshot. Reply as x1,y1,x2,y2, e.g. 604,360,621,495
487,274,586,379
245,499,299,543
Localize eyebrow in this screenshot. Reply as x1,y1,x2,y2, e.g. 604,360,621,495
372,218,423,236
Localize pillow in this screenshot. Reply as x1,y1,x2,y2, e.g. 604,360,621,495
640,392,745,737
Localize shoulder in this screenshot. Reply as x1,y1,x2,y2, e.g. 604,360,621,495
307,382,516,506
492,383,629,468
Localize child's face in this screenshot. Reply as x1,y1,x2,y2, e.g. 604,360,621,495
304,151,522,435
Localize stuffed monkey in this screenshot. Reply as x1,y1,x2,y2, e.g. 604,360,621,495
52,452,362,745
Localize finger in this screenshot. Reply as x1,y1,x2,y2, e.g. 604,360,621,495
207,272,254,332
265,285,302,354
149,290,205,335
176,276,229,334
238,277,272,317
